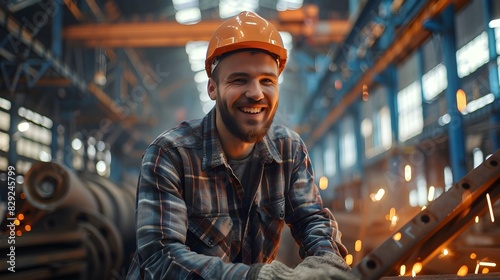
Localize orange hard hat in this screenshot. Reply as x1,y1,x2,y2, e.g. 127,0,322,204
205,11,288,77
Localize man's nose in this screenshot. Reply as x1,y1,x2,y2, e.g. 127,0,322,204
244,80,264,100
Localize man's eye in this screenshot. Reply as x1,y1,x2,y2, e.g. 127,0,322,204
232,78,246,83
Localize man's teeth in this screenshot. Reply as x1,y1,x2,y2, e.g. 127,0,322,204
241,107,262,114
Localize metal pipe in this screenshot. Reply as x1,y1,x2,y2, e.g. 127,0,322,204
24,161,98,212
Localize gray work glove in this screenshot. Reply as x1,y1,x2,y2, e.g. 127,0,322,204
247,253,359,280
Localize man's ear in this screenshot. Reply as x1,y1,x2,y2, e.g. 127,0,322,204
207,78,217,100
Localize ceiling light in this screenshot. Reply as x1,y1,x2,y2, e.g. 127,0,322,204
175,7,201,25
172,0,199,10
489,19,500,28
219,0,259,18
277,0,303,11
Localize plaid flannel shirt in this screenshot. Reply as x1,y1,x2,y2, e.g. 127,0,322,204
126,109,347,279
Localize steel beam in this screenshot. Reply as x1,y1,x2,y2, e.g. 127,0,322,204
0,7,86,92
62,19,349,48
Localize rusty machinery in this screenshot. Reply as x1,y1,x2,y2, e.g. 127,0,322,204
0,161,136,280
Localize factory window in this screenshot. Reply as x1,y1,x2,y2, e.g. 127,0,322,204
0,132,8,152
0,97,11,170
323,132,336,177
397,52,423,142
397,81,423,142
456,31,489,79
339,116,356,170
0,157,7,171
422,35,446,102
361,86,392,158
15,107,53,173
422,63,447,101
362,109,392,158
0,114,9,169
0,110,10,131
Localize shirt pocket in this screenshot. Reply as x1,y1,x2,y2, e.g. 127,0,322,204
188,215,233,248
257,198,286,221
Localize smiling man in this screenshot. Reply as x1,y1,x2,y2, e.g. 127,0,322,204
127,11,355,280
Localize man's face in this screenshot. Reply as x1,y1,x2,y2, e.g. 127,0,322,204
208,51,280,143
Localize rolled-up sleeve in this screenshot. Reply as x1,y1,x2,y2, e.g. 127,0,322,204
128,144,249,279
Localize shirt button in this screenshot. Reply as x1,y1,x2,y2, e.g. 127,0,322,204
208,239,214,245
279,211,285,219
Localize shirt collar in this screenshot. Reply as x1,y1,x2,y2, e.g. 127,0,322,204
201,108,282,171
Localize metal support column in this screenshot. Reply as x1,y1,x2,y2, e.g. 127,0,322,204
483,0,500,151
427,6,467,182
384,65,401,196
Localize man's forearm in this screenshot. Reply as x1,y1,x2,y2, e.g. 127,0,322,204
136,242,250,279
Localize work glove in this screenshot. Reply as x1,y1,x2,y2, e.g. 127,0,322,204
246,253,360,280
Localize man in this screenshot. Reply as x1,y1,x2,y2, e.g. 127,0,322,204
127,11,356,280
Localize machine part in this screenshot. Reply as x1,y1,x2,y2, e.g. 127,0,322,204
0,262,88,280
32,207,124,279
79,222,113,279
350,149,500,279
1,161,137,279
0,227,88,279
82,179,116,221
23,162,98,212
81,173,136,245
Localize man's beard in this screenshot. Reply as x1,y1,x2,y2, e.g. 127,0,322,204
217,92,277,143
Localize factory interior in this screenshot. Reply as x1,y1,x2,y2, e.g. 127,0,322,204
1,0,500,279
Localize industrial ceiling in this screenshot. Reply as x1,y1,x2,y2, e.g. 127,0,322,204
0,0,353,165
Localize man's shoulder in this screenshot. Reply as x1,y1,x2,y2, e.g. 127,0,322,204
152,118,204,149
268,123,302,142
